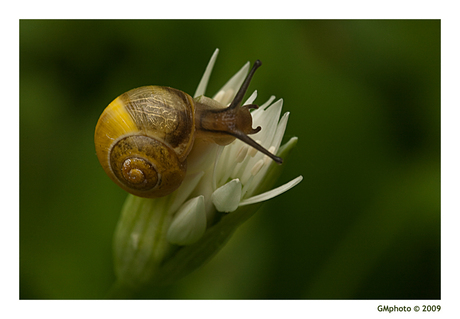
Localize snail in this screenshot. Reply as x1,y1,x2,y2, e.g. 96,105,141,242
94,60,283,198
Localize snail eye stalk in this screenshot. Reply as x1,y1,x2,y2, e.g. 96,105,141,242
227,60,262,110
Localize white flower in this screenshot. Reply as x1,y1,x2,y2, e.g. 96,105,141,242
111,49,302,292
166,48,303,244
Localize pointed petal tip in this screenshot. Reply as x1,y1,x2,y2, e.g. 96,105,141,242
194,50,220,98
239,175,303,207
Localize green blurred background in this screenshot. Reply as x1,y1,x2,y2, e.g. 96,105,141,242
20,20,440,299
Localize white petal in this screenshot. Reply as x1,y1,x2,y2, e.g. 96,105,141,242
258,95,276,111
251,98,283,147
167,196,207,245
235,144,249,163
168,171,205,214
245,90,258,105
212,179,242,213
194,49,219,98
250,112,290,189
277,136,298,155
251,159,265,176
239,175,303,206
271,111,290,151
211,146,224,190
213,62,250,105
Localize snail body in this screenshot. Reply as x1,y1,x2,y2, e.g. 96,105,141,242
95,60,282,198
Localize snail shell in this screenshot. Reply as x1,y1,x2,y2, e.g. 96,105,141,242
95,86,195,198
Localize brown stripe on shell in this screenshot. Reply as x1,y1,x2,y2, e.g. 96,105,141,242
120,86,195,160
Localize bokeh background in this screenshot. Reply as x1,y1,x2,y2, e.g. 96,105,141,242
20,20,440,299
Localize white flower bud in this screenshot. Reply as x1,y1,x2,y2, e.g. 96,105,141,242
167,195,207,246
211,179,242,212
